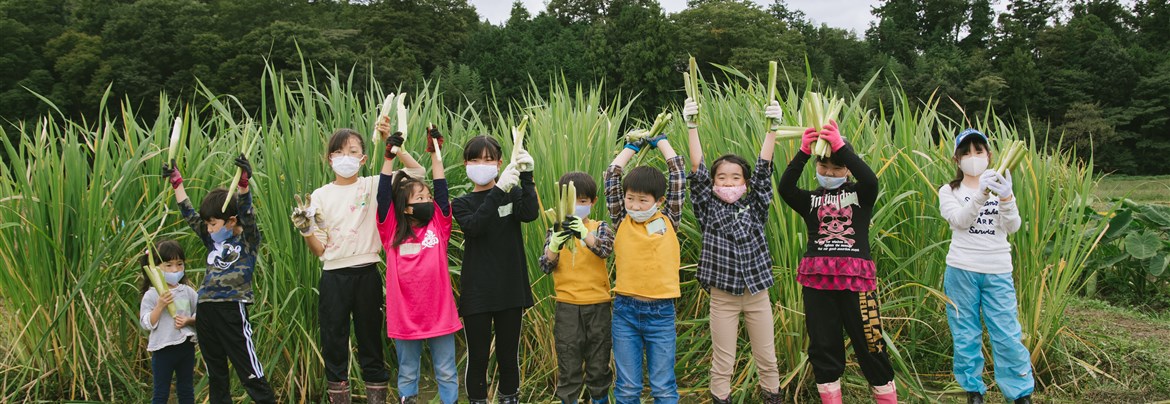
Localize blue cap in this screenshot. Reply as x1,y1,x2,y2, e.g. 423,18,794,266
954,128,988,153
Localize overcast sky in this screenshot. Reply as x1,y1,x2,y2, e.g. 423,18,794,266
467,0,886,35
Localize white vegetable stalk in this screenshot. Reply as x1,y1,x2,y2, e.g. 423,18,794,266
222,122,260,212
995,140,1028,176
167,117,182,163
392,93,408,155
371,93,394,144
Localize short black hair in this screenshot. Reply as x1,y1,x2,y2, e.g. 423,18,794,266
623,166,666,200
139,240,186,267
711,154,752,181
462,135,502,162
814,141,853,167
199,188,237,222
558,171,599,200
327,128,365,157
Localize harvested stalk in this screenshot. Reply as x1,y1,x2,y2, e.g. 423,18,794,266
167,116,182,163
391,93,408,155
511,114,530,163
371,93,394,144
802,92,845,158
140,225,177,317
765,61,778,131
222,122,260,212
543,181,579,252
995,140,1028,176
685,55,701,126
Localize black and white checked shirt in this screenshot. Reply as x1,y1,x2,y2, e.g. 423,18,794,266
688,158,776,295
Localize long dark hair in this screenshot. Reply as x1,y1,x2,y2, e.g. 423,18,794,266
139,240,188,293
390,171,429,248
948,136,991,190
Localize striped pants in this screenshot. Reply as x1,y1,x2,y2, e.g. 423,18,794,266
196,301,276,404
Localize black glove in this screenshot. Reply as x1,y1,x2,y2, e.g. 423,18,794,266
234,154,252,188
385,132,405,160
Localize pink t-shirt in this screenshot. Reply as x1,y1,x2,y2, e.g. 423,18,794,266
377,202,463,340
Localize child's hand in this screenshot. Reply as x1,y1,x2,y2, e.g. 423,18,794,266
158,291,174,307
683,98,699,128
290,194,322,236
384,132,405,160
174,315,192,328
564,216,588,239
513,149,535,172
162,160,183,189
425,125,444,153
978,170,996,194
234,154,252,188
547,230,573,252
800,128,819,155
376,115,393,142
764,100,783,131
819,120,845,152
495,165,521,191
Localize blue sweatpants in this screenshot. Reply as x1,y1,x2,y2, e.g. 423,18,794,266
944,266,1035,400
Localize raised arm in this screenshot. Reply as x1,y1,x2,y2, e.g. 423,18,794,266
683,98,703,171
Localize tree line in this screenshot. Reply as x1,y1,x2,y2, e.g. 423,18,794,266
1,0,1167,174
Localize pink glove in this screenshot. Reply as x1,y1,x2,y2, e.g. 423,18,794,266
820,119,845,152
800,127,819,155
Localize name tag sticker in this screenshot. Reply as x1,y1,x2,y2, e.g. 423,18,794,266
498,203,514,218
399,243,421,256
646,218,667,236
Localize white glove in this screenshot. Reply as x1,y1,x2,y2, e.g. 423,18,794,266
290,194,323,236
988,171,1014,199
513,148,535,172
683,98,699,127
978,170,997,194
495,165,521,191
765,100,783,131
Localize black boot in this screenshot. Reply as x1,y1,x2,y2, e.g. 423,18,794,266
398,396,417,404
469,400,489,404
763,389,783,404
1014,395,1033,404
710,392,731,404
966,392,984,404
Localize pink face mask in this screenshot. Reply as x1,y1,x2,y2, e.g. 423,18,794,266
713,185,747,204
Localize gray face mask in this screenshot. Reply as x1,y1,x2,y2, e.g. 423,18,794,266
816,173,847,190
627,204,658,223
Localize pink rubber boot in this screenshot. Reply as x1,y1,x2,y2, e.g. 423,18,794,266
817,380,843,404
873,381,898,404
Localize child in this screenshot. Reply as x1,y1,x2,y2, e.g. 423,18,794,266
684,98,782,404
289,119,425,404
538,172,614,404
138,240,197,404
162,154,276,404
605,129,684,404
376,127,462,404
451,135,539,404
777,122,897,404
937,129,1033,404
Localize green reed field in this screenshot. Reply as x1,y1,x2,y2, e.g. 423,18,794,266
0,63,1105,403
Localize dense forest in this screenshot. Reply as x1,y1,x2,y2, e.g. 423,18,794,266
1,0,1167,174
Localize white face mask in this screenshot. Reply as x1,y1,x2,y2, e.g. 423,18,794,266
574,204,592,219
466,164,499,186
163,271,184,286
627,204,658,223
331,155,361,178
816,174,847,190
959,156,988,177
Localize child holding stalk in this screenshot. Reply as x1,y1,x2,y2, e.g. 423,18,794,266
289,119,425,404
683,97,783,404
937,129,1033,404
538,172,615,404
451,135,539,404
605,129,685,404
162,155,277,404
376,127,461,404
777,122,897,404
138,240,197,404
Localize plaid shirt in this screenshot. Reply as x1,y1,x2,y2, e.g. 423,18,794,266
538,220,615,273
689,158,776,295
605,155,686,231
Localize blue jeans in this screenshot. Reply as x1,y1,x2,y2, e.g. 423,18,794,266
612,295,678,404
395,333,459,404
944,266,1035,400
151,339,195,404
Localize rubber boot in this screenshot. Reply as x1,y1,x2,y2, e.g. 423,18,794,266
364,381,388,404
763,388,783,404
873,381,897,404
1014,395,1033,404
967,392,984,404
817,380,843,404
398,396,417,404
710,392,731,404
498,392,519,404
327,380,350,404
469,400,489,404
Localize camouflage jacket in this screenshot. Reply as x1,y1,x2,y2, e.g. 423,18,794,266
178,191,262,303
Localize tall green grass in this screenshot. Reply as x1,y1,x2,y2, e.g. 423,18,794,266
0,64,1103,402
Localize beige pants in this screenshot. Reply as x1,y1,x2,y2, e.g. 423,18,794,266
709,287,781,398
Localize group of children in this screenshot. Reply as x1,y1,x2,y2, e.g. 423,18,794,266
138,100,1035,404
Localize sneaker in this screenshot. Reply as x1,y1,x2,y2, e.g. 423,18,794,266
967,392,984,404
1014,395,1033,404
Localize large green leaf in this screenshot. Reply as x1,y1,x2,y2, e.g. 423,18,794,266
1125,231,1163,260
1103,208,1133,241
1138,204,1170,228
1148,254,1170,277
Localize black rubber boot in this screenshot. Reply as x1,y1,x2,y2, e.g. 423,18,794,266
966,392,984,404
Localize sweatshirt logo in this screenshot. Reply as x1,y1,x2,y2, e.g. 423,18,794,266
421,229,439,249
816,203,856,247
210,244,242,270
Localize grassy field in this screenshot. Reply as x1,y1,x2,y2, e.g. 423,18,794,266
1094,175,1170,207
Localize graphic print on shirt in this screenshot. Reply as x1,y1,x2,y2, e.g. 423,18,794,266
420,229,438,249
963,196,1001,236
349,182,370,213
209,243,242,269
811,191,861,252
